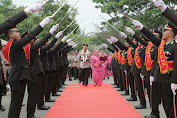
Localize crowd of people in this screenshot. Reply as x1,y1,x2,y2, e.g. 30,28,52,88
101,0,177,118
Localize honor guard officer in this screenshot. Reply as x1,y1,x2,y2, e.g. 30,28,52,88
150,23,177,118
3,15,51,118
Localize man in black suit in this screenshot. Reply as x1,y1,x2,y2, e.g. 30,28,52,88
24,24,59,117
3,16,51,118
38,31,62,110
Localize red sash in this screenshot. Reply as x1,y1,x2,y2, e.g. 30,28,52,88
3,40,13,64
145,42,154,71
121,50,126,64
24,44,31,64
118,50,122,64
134,46,141,69
158,39,173,74
114,51,117,60
127,47,133,66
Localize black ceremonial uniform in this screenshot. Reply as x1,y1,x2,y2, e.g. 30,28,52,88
25,33,51,118
45,41,64,101
151,40,177,118
38,37,57,108
6,25,43,118
131,46,147,108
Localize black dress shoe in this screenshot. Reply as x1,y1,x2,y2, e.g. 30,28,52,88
57,89,63,92
121,92,129,96
0,105,5,111
134,104,146,109
52,93,60,96
127,97,137,101
46,98,55,102
22,104,25,106
38,105,50,110
69,79,72,81
111,83,117,85
32,116,40,118
94,83,97,86
117,89,124,91
144,114,159,118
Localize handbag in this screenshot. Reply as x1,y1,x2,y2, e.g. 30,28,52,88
107,64,111,70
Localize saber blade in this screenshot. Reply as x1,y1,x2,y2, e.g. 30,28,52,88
52,1,68,17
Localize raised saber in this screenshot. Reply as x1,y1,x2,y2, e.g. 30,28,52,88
58,0,79,25
42,0,49,5
93,23,111,39
52,1,68,17
107,0,133,21
63,19,76,32
108,14,126,29
100,15,121,34
67,19,84,37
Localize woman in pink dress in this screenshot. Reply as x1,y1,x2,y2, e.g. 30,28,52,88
91,50,103,86
102,53,108,79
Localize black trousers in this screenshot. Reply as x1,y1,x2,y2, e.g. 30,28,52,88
37,71,48,108
150,81,161,116
8,80,27,118
73,67,78,80
134,73,146,106
0,85,3,106
144,76,151,104
80,68,90,86
127,70,136,99
57,67,64,89
45,70,55,101
68,67,72,79
27,74,43,118
158,83,177,118
122,70,129,94
112,67,118,84
117,69,124,90
52,70,57,95
62,67,68,84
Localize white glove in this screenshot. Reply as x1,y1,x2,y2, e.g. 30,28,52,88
152,0,167,12
132,20,144,30
107,39,113,44
103,44,108,49
150,76,154,86
171,83,177,95
140,73,144,80
49,24,59,34
68,42,72,46
55,31,63,39
73,44,77,48
39,16,52,28
110,36,118,43
124,70,127,75
61,36,68,42
66,38,73,43
119,32,127,39
24,3,43,14
125,27,135,36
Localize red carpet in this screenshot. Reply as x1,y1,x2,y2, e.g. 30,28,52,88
45,84,142,118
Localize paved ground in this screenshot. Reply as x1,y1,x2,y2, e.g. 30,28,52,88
0,76,166,118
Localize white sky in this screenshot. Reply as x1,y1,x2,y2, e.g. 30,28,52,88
12,0,110,34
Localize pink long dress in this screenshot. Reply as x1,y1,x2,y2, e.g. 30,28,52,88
103,60,108,78
91,55,103,86
107,55,113,76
